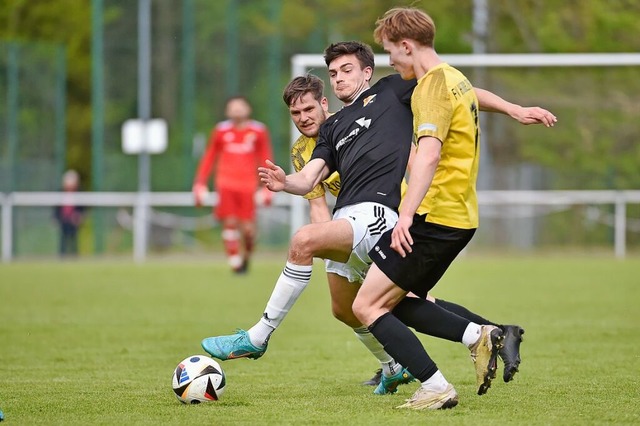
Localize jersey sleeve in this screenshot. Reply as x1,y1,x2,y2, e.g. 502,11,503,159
310,125,336,174
291,136,326,200
193,128,220,186
412,70,453,144
256,123,274,166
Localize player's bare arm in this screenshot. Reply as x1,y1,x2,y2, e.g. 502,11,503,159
391,136,442,258
474,88,557,127
308,196,332,223
258,158,329,196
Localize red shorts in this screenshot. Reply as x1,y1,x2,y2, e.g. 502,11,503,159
215,187,256,221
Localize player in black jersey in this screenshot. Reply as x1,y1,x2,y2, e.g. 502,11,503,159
201,41,554,396
352,7,553,409
204,42,418,394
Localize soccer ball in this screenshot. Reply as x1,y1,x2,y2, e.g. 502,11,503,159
172,355,226,404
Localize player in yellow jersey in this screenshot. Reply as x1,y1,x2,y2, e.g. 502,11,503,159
353,7,537,409
283,74,552,390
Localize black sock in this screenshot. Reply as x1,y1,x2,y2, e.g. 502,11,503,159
368,312,438,382
435,298,498,327
393,297,469,342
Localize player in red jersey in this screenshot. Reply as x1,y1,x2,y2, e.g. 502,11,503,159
193,96,274,274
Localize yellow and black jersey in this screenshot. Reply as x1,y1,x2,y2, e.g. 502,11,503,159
409,63,480,229
291,134,341,200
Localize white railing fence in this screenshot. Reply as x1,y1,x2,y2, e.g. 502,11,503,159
1,190,639,263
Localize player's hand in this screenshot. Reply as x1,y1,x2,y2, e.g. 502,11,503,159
390,215,414,257
256,185,273,207
258,160,286,192
192,183,209,207
511,106,557,127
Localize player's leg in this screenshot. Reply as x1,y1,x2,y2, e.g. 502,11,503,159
216,188,243,273
60,226,69,256
236,189,257,274
426,294,525,382
221,217,243,272
357,221,503,403
324,202,417,394
201,219,354,360
69,227,79,255
326,271,411,392
353,264,458,410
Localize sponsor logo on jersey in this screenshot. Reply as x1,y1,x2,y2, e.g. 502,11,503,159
224,132,257,154
336,127,360,151
336,117,371,151
355,117,371,129
362,94,377,107
324,180,341,193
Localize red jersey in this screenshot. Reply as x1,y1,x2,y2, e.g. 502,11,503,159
194,119,273,192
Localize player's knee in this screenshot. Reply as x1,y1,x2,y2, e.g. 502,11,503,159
351,296,369,324
288,227,315,261
331,302,361,328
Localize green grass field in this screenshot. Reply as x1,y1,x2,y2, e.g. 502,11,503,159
1,256,639,425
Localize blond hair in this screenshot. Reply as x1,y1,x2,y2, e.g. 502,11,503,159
373,7,436,48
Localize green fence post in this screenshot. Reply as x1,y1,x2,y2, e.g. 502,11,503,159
267,0,283,162
91,0,105,254
55,44,67,182
182,0,195,189
225,0,239,97
7,43,19,193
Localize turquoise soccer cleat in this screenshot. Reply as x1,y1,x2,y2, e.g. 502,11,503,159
201,329,267,360
373,367,415,395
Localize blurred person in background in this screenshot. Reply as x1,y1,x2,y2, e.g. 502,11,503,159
193,96,274,274
53,169,85,257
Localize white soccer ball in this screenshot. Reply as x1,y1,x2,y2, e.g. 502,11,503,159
172,355,226,404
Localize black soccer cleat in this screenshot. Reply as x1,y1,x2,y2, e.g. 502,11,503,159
233,259,249,275
498,325,525,382
362,368,382,386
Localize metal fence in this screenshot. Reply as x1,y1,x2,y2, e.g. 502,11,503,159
2,190,639,262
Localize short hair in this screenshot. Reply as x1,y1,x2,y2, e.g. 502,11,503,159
225,95,251,109
373,7,436,48
323,41,375,71
282,74,325,107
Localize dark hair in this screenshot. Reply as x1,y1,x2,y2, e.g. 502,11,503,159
323,41,375,71
282,74,325,107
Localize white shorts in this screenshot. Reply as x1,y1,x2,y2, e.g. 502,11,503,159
325,202,398,283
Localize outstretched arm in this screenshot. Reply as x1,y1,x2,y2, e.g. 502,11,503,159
259,158,329,196
475,88,557,127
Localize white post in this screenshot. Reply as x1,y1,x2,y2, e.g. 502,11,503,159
133,191,149,263
614,193,626,259
289,57,309,237
1,193,13,263
134,0,152,262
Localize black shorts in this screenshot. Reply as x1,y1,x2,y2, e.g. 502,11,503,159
369,214,476,298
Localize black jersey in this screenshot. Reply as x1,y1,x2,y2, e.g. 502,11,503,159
311,74,416,212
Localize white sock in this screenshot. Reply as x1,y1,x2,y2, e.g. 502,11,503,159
247,262,312,347
421,369,449,392
462,322,483,348
353,326,402,376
